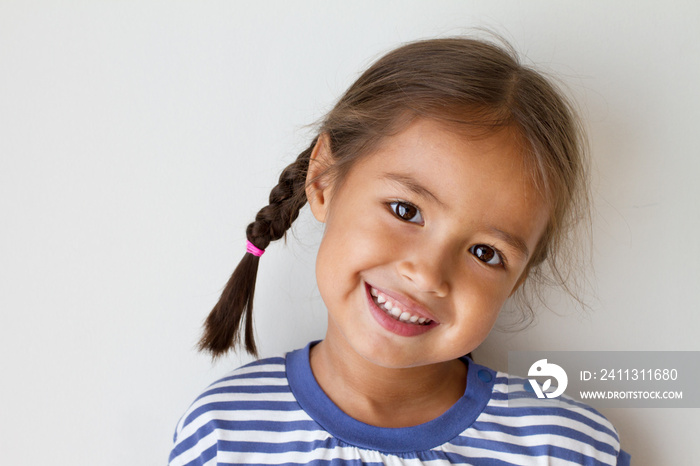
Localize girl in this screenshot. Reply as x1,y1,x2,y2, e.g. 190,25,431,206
169,37,630,465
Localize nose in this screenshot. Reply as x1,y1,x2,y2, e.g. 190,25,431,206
396,246,450,298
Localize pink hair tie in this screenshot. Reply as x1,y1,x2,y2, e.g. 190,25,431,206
246,240,265,257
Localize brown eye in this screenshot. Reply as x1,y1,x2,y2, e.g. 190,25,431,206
389,201,423,224
470,245,503,266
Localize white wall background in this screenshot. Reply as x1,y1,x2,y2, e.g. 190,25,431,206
1,1,698,464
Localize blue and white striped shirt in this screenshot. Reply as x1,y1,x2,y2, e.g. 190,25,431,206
170,343,630,465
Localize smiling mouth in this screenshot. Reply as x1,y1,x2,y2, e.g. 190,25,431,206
368,286,433,325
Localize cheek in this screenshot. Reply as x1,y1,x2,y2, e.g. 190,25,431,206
315,218,396,301
458,262,517,306
450,270,513,333
314,222,363,295
314,234,342,302
449,300,504,356
464,299,502,337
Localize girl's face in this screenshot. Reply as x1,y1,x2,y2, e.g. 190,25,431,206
307,118,549,369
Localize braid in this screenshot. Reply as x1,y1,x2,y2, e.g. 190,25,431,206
199,139,317,357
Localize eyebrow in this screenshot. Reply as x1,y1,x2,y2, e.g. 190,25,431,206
488,227,530,260
381,173,446,208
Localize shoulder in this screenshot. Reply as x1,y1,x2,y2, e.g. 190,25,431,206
465,370,630,465
172,355,291,437
168,355,312,466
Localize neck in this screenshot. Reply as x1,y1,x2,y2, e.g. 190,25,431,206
309,335,467,428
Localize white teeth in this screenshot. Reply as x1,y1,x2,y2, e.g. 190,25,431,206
370,287,430,325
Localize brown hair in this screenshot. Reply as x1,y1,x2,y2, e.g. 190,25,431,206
199,37,589,357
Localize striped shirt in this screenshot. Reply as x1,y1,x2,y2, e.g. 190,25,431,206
169,343,630,465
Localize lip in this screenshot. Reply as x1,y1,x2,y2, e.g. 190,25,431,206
364,282,439,337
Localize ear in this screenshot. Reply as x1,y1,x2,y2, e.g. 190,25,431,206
306,134,335,223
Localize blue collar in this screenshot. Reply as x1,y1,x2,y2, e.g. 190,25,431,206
286,341,496,453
